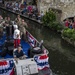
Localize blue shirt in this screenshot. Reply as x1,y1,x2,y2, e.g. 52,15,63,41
14,50,24,58
69,25,73,29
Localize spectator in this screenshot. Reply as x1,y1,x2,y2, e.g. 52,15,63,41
73,19,75,29
13,5,17,12
23,0,27,8
21,8,27,15
28,9,33,18
27,5,33,13
65,19,69,27
69,20,73,29
15,2,19,8
6,2,9,9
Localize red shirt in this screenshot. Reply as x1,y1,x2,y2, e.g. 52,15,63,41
65,21,69,27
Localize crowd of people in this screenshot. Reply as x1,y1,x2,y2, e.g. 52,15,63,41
0,14,27,59
1,0,44,22
64,17,75,29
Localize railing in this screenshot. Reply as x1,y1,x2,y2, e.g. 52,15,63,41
26,30,49,55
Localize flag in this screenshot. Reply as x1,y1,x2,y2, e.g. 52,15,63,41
0,60,14,75
34,54,50,70
27,32,36,47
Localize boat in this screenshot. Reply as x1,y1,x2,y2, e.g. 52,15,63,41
0,20,52,75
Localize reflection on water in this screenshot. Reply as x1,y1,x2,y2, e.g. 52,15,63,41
1,9,75,75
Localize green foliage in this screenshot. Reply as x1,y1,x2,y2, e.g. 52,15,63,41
42,10,56,26
50,22,63,31
62,28,75,40
72,33,75,40
42,10,63,31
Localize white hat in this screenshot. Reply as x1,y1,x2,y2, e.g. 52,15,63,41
13,25,18,29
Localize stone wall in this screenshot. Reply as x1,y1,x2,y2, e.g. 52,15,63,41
37,0,75,21
60,2,75,21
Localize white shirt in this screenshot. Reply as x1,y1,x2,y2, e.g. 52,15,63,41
13,29,21,39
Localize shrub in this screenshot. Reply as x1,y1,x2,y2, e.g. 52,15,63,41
42,10,63,31
42,10,56,26
62,28,75,39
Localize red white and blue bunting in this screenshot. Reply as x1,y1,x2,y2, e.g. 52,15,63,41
34,54,50,70
0,60,14,75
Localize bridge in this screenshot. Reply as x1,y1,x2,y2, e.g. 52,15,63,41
38,0,75,21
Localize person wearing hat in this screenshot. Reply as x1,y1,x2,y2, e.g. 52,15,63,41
13,25,21,48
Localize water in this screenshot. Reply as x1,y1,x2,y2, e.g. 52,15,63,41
0,8,75,75
27,22,75,75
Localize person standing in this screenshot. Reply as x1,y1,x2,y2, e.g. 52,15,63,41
19,19,28,40
7,16,14,36
15,15,21,28
65,19,69,28
13,25,21,48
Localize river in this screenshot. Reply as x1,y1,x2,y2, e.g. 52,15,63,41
0,8,75,75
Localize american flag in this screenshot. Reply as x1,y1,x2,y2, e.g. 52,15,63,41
34,54,50,70
0,60,14,75
27,32,36,47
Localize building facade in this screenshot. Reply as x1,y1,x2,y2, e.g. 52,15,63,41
4,0,75,21
36,0,75,21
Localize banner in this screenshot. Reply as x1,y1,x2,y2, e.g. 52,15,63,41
0,60,14,75
27,32,36,47
34,54,50,70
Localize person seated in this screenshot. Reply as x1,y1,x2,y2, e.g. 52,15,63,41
14,45,27,60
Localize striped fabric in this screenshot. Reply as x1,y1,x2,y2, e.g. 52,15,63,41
34,54,50,70
0,60,14,75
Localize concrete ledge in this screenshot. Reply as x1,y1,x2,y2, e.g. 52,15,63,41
62,36,75,46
